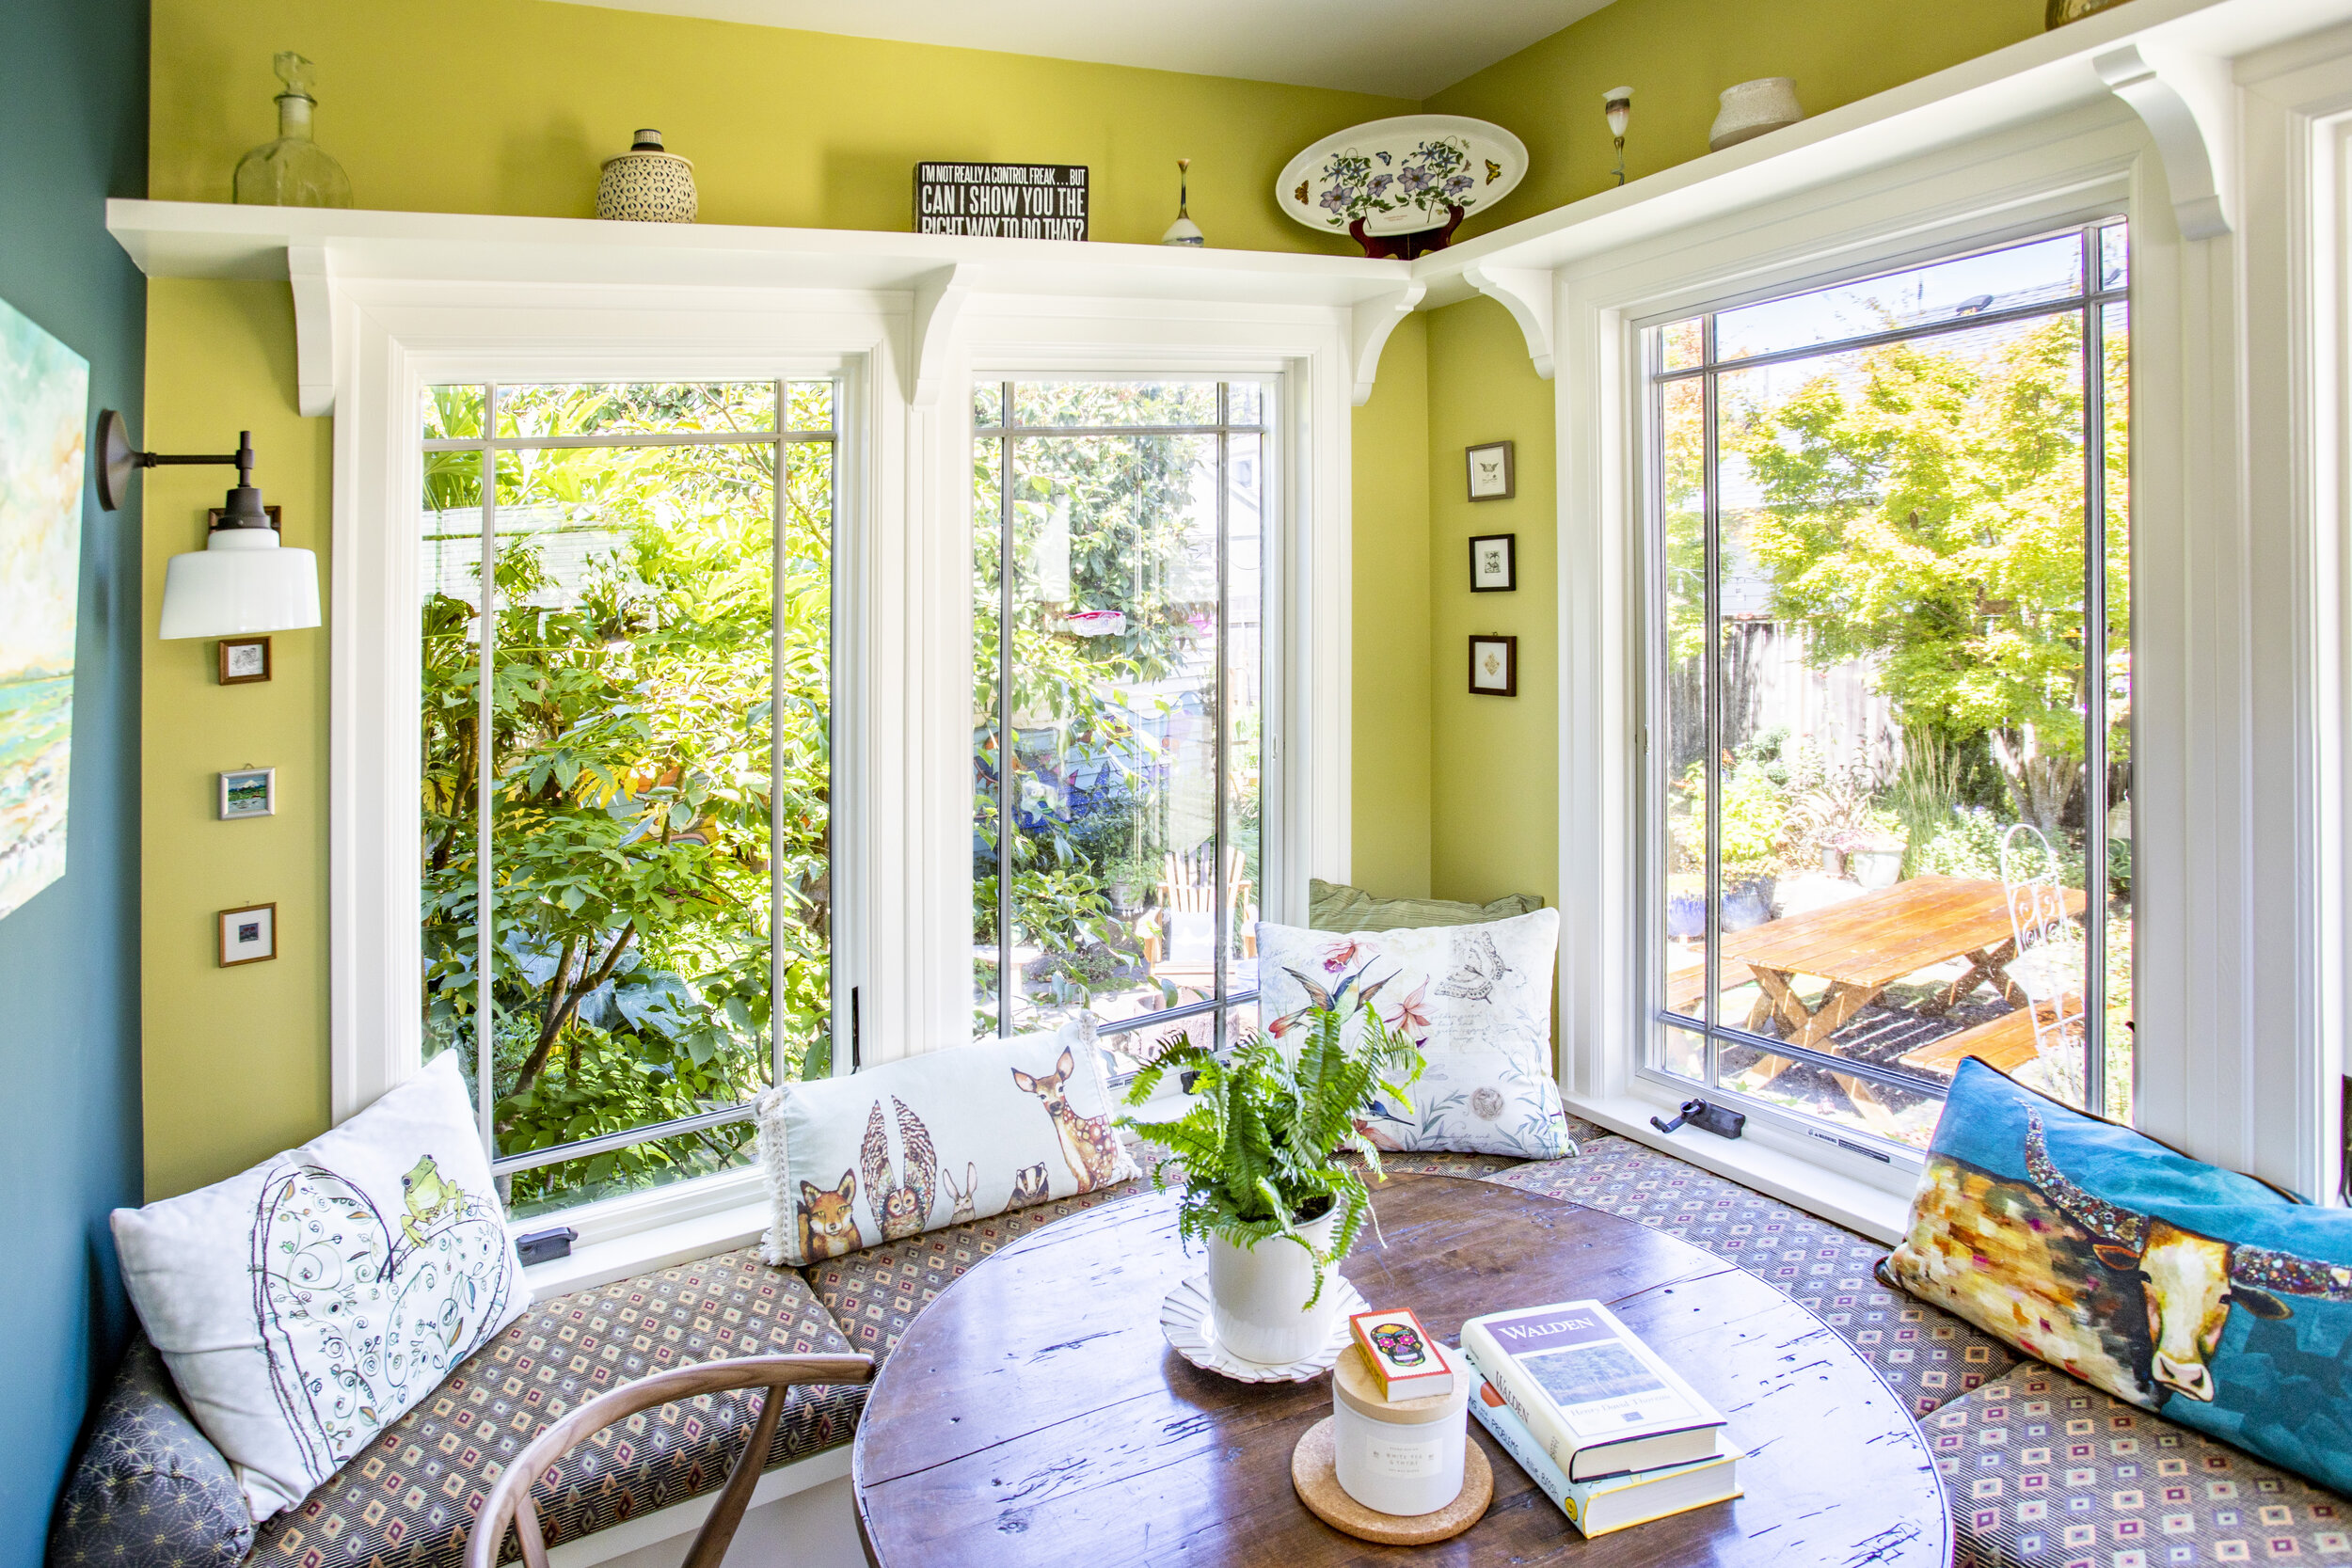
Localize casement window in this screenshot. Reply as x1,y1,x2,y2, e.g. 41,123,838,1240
969,379,1270,1073
415,380,835,1216
1644,221,2133,1150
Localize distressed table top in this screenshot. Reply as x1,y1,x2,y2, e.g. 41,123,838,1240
851,1173,1948,1566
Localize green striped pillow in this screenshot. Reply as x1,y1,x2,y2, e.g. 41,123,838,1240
1307,878,1546,933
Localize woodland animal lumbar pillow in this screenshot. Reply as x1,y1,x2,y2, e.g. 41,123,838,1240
110,1051,525,1520
1256,909,1575,1161
755,1026,1138,1267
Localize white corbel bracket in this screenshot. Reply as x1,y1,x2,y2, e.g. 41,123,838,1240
1348,283,1424,406
1462,262,1555,380
289,243,336,417
2093,43,2234,242
909,262,976,408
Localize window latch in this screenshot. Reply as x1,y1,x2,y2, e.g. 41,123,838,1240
1650,1097,1744,1140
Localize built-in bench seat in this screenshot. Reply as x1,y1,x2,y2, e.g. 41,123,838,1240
56,1126,2344,1566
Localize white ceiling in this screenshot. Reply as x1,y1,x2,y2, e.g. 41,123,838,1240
548,0,1615,99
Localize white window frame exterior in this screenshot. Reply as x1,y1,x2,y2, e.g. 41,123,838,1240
323,269,1356,1261
1549,80,2348,1233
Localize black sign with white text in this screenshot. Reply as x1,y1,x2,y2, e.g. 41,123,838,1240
915,164,1089,241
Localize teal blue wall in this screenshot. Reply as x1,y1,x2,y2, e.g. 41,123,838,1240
0,0,147,1556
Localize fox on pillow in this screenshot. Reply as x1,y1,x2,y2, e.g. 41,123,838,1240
796,1171,859,1261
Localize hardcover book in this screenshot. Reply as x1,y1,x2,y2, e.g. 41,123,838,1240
1470,1374,1742,1536
1459,1299,1724,1481
1346,1307,1457,1401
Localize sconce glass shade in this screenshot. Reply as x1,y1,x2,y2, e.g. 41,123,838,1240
1604,87,1634,138
158,527,322,639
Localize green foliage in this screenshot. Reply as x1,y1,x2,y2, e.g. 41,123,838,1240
972,384,1262,1033
1117,1003,1423,1310
1730,316,2131,831
421,383,833,1211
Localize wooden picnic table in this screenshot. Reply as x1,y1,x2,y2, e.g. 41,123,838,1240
1666,875,2089,1129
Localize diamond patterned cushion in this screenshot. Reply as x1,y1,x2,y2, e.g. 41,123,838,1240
1485,1134,2018,1414
248,1247,863,1567
49,1333,254,1568
1940,1362,2352,1565
803,1180,1139,1366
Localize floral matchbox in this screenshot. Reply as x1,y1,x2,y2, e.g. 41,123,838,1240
1346,1307,1457,1401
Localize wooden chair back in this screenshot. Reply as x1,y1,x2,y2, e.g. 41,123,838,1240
463,1352,872,1568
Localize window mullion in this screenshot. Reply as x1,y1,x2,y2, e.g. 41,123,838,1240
474,411,499,1171
1213,400,1232,1053
1700,336,1724,1096
996,387,1016,1040
2080,249,2111,1119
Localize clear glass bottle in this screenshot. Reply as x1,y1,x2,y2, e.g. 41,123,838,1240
233,53,354,208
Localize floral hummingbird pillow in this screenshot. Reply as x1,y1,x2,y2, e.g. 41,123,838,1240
1255,909,1576,1161
110,1051,526,1520
754,1024,1139,1268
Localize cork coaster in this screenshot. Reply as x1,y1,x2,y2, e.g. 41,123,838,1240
1290,1416,1492,1544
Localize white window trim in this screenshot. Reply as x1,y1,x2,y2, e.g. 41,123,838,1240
1546,61,2352,1208
322,268,1356,1256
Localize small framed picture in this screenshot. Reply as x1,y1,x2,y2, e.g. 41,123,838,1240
1469,634,1518,697
218,767,277,821
218,902,278,967
217,636,272,685
1469,532,1518,593
1466,440,1515,501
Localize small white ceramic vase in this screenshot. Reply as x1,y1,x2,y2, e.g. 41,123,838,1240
1709,78,1804,151
1207,1206,1343,1364
598,129,697,223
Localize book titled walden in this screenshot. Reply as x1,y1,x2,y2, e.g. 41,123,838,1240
1459,1300,1724,1481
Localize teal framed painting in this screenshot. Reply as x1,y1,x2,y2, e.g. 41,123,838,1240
0,295,88,921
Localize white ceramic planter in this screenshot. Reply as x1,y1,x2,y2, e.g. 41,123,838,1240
1850,847,1905,890
1709,77,1804,151
1207,1205,1343,1365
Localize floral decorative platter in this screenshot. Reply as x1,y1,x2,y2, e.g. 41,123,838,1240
1277,115,1528,256
1160,1273,1368,1383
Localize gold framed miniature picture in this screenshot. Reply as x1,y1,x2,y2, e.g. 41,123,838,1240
217,635,272,685
218,902,278,967
1466,439,1515,501
1469,634,1518,697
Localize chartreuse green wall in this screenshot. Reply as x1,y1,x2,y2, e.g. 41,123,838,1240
1426,0,2044,238
139,0,2047,1194
138,0,1414,1196
1349,314,1432,899
1412,0,2046,913
1426,299,1558,911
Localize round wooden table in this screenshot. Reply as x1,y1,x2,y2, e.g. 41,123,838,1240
852,1174,1949,1565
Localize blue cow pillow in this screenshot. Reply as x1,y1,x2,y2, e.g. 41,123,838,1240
1888,1059,2352,1496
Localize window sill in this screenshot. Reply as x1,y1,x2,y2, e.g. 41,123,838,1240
516,1165,771,1298
1561,1087,1916,1246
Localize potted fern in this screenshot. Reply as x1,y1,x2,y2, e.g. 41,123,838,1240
1119,1000,1422,1365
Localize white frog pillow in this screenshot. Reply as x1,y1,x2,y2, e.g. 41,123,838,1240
1256,909,1574,1160
111,1051,526,1519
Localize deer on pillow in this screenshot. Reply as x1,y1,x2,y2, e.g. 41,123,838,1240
1012,1047,1122,1194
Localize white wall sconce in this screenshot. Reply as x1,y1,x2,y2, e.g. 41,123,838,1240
95,408,321,640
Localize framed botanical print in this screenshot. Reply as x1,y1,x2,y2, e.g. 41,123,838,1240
1466,440,1515,500
216,635,271,685
1469,634,1518,697
1470,532,1517,593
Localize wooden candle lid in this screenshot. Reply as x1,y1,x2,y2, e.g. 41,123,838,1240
1332,1343,1467,1423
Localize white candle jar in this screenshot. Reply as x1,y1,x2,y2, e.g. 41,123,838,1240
1331,1342,1470,1516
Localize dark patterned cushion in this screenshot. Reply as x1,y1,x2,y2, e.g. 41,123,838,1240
49,1333,253,1568
1486,1134,2018,1413
1941,1362,2352,1564
250,1247,862,1566
803,1180,1139,1366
